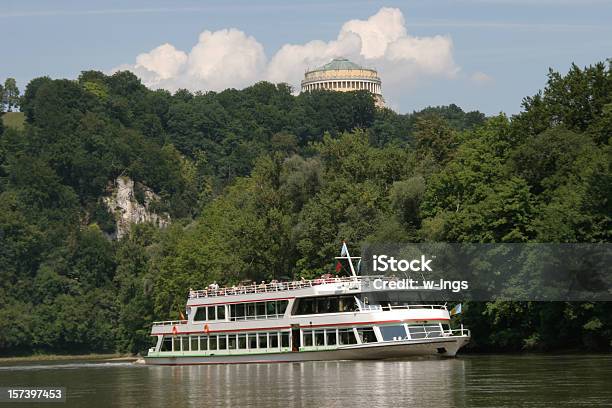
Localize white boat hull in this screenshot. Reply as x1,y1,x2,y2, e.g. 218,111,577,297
144,335,470,365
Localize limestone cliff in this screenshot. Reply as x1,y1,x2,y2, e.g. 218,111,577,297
103,176,170,239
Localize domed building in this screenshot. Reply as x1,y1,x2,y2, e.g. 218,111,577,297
301,57,384,107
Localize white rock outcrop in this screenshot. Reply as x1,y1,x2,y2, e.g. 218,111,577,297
103,176,170,239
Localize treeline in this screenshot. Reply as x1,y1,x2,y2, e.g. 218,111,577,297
0,61,610,355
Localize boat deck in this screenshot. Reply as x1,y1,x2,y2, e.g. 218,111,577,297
188,276,360,299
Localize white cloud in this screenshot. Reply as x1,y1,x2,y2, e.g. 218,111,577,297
186,29,266,90
265,34,362,85
470,71,494,84
114,30,265,92
339,7,407,59
136,44,187,81
114,7,461,98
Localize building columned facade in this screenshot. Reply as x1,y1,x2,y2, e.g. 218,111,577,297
301,57,384,107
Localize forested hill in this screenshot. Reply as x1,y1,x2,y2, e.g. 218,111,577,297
0,61,610,356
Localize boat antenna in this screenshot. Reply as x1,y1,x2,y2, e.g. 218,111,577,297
335,241,361,277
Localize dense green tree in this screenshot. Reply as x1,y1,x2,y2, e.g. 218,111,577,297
2,78,19,112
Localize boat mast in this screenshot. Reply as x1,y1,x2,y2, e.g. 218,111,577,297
335,241,361,277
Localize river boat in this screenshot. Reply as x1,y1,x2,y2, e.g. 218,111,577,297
144,244,470,365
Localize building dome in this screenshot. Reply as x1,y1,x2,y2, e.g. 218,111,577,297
301,57,384,107
311,57,364,71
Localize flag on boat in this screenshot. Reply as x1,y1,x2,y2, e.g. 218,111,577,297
179,310,186,320
450,303,462,316
340,241,348,257
335,261,342,273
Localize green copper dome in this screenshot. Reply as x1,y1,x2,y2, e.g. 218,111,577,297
311,57,366,72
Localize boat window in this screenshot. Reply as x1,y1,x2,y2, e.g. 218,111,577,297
317,296,342,313
278,300,288,315
207,306,216,321
328,297,339,313
270,332,279,348
379,325,407,341
247,303,256,317
302,330,313,347
238,334,247,349
200,336,208,351
256,302,266,317
297,298,315,315
191,335,199,351
228,334,237,350
281,332,290,348
408,324,442,339
209,336,218,350
259,333,268,349
293,295,356,315
408,327,426,339
357,328,377,343
161,336,172,351
218,335,227,350
315,296,342,313
248,333,257,349
227,300,290,321
339,296,357,312
266,301,276,316
338,329,358,345
173,336,182,351
315,330,325,346
217,305,226,320
426,324,442,338
326,329,337,346
317,297,330,314
194,307,207,321
235,303,245,319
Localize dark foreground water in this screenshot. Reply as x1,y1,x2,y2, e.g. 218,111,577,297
1,354,611,407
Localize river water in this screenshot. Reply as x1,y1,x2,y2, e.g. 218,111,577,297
0,354,610,407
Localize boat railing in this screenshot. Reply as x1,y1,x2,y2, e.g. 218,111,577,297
189,276,362,299
441,326,470,338
151,320,188,326
360,304,383,311
396,325,469,341
385,304,448,311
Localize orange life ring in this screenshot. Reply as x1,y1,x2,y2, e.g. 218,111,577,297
204,324,210,334
172,325,178,335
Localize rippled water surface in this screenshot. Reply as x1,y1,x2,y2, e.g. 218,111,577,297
1,354,611,407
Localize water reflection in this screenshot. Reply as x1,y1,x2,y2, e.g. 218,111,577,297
144,359,467,407
0,355,610,407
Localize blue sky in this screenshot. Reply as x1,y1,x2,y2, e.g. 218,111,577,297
2,0,611,115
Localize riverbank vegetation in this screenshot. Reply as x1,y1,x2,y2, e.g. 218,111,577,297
0,60,610,356
0,353,136,364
